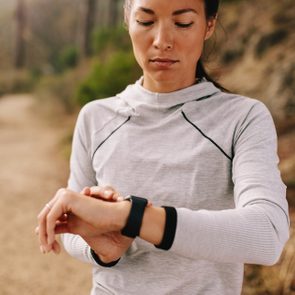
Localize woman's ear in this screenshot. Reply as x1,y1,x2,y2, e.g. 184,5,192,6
205,17,217,40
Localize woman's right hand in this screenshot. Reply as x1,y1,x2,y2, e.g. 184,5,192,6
37,185,134,263
37,187,131,253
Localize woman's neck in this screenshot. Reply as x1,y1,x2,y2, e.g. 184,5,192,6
142,75,197,93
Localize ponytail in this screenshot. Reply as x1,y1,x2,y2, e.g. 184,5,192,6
196,60,228,92
198,0,228,92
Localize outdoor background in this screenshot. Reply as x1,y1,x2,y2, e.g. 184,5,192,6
0,0,294,294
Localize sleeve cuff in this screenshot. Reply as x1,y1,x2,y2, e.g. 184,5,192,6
90,249,120,267
155,206,177,250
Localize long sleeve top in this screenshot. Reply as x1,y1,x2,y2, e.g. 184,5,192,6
62,78,289,295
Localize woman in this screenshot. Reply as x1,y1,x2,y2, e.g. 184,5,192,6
37,0,290,294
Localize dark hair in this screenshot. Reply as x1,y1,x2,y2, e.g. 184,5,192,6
204,0,219,18
197,0,226,91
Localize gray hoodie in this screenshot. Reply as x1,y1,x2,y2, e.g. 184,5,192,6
62,78,289,295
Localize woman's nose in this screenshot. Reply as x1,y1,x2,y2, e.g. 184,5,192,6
152,24,174,51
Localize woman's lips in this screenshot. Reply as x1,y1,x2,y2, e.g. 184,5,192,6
150,58,179,68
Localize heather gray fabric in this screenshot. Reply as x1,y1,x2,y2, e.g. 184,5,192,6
62,78,289,295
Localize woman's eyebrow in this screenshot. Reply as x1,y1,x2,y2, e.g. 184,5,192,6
136,7,198,16
172,8,198,16
137,7,155,15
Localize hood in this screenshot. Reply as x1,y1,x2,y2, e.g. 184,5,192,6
117,77,220,116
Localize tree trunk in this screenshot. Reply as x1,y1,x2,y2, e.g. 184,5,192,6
108,0,119,27
15,0,26,68
81,0,97,57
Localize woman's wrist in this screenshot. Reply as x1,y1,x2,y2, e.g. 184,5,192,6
112,197,176,250
112,200,132,231
114,197,165,244
139,206,166,245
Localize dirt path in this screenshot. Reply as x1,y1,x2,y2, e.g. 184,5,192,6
0,95,91,295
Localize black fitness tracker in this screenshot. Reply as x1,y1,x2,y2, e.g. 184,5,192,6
121,195,148,238
155,206,177,250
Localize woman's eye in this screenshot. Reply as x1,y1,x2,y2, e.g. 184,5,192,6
136,20,154,27
175,22,194,28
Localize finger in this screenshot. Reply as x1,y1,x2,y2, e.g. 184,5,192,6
37,204,53,252
58,213,68,222
116,196,152,207
37,189,64,252
116,196,124,202
46,189,72,246
54,222,71,235
40,245,46,254
110,192,121,202
104,186,123,202
52,240,61,254
81,187,91,196
46,206,65,245
89,186,115,201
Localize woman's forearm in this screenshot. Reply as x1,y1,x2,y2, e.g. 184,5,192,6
140,206,166,245
39,189,166,254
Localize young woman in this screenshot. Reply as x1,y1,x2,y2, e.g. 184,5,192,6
37,0,290,294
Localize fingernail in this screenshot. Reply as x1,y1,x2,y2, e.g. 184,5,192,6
90,187,100,193
104,190,113,197
117,196,124,202
40,245,46,254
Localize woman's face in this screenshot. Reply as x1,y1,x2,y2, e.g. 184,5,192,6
127,0,216,93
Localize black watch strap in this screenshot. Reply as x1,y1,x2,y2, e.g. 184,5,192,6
121,195,148,238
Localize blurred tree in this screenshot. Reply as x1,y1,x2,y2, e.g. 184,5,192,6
80,0,97,57
109,0,119,27
27,0,80,72
15,0,26,68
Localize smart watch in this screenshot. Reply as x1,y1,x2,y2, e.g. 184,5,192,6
121,195,148,238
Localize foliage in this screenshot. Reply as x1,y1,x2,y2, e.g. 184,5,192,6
76,51,141,106
92,26,132,54
55,46,80,73
255,29,289,58
75,27,140,106
32,26,138,113
34,69,84,114
25,0,80,73
221,47,245,64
